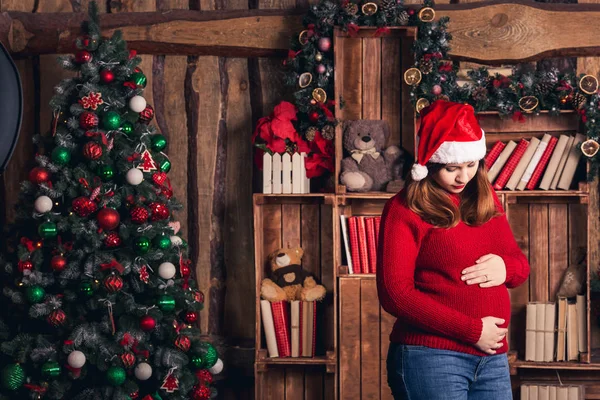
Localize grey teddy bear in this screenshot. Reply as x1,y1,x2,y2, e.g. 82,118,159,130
340,120,404,192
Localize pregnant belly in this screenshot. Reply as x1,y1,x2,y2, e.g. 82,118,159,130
415,280,511,325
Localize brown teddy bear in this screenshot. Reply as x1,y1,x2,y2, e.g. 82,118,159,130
260,247,326,302
340,120,405,192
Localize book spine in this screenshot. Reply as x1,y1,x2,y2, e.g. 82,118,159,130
485,141,506,167
526,136,558,190
365,217,377,274
260,300,279,358
505,137,540,190
271,301,291,357
493,139,529,190
356,217,369,274
539,135,570,190
347,217,361,274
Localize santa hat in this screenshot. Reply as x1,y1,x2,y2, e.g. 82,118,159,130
411,100,486,181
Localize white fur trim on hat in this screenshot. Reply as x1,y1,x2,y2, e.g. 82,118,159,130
429,129,486,164
411,163,428,181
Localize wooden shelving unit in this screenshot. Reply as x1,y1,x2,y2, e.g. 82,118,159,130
253,23,600,400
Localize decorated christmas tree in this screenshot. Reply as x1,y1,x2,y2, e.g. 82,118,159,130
0,3,221,400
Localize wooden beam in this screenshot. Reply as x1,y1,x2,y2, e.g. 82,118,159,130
437,0,600,64
3,2,600,63
0,9,304,57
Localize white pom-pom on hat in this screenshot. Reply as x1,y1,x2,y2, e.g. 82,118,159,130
411,163,428,181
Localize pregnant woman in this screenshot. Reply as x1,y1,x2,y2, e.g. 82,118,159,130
377,100,530,400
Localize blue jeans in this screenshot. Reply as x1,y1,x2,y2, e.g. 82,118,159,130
386,343,513,400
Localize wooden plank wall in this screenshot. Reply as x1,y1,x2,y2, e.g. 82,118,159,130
339,277,395,400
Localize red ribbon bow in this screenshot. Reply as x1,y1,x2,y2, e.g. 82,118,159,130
85,131,108,145
347,23,360,37
373,27,390,38
20,237,35,252
100,259,125,274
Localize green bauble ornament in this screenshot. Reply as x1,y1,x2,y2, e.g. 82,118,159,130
26,285,45,303
41,361,61,379
80,281,94,296
38,221,58,239
51,147,71,165
200,343,218,368
98,165,114,181
158,294,176,312
130,72,147,88
150,135,167,152
134,236,150,254
190,355,203,369
154,235,171,250
103,111,122,130
1,364,25,390
106,366,126,386
159,158,171,173
121,121,134,135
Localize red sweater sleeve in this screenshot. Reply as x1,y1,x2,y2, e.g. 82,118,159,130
491,192,530,289
376,197,483,345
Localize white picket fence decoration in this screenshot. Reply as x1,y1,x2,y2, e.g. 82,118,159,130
263,152,310,194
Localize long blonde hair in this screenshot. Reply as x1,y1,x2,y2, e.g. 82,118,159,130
405,160,501,228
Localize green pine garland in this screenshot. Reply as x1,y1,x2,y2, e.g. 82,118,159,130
285,0,600,178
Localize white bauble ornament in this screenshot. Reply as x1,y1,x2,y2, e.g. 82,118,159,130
67,350,86,368
129,95,147,113
158,262,176,280
134,362,152,380
170,236,183,246
126,168,144,185
34,196,53,213
208,358,223,375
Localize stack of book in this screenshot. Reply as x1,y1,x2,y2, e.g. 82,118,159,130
260,300,317,358
339,215,381,274
525,296,587,363
486,133,586,191
521,384,584,400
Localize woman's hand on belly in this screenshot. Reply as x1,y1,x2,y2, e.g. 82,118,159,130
461,253,507,288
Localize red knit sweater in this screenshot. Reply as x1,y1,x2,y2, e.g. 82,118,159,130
376,189,530,356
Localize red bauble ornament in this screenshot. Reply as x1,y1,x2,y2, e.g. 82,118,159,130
120,351,136,368
317,37,332,52
309,111,320,123
195,369,213,385
104,232,122,247
100,69,115,83
129,391,139,400
51,255,67,272
104,274,124,293
191,384,212,400
130,206,149,224
181,264,191,279
174,334,191,352
139,105,154,124
97,208,120,230
47,309,67,327
129,49,137,59
149,202,169,221
83,142,103,160
29,167,50,184
18,260,33,273
432,85,442,96
140,315,156,331
193,290,204,304
184,311,198,324
79,112,99,129
75,50,92,63
72,197,97,217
